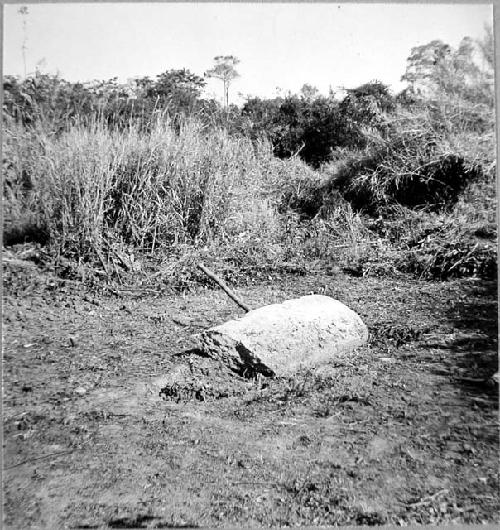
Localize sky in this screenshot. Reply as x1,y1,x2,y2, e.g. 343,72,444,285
3,2,494,104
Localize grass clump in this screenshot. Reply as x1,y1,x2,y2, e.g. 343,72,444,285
3,116,285,268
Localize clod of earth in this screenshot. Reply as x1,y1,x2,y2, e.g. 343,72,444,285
196,295,368,377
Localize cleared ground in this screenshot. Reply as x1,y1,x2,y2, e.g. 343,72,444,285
2,255,498,529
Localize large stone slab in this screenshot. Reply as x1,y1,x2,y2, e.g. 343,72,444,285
196,295,368,377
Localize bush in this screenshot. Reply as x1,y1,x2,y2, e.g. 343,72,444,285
363,181,497,281
323,107,487,214
2,70,212,132
242,94,352,168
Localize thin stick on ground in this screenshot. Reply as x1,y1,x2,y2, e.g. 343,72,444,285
197,263,251,313
4,450,73,470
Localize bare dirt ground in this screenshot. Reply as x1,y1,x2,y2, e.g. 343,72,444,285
2,253,499,529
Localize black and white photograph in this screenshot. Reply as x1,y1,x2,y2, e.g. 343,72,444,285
2,2,498,528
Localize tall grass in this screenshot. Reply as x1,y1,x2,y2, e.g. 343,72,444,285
3,115,288,261
3,98,496,284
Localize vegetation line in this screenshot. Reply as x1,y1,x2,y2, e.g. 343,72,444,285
2,26,496,286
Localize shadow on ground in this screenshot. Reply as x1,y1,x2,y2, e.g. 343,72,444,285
442,279,498,397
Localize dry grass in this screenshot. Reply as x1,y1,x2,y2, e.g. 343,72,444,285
323,106,492,214
3,116,287,261
3,100,496,284
312,102,497,280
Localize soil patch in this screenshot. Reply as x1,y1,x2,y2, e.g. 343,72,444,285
3,256,498,528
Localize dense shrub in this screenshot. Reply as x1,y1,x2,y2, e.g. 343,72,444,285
242,94,350,168
323,107,488,214
241,82,396,169
2,70,221,132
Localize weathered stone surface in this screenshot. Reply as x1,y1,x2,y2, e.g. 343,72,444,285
196,295,368,376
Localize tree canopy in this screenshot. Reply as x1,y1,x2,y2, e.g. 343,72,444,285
205,55,240,108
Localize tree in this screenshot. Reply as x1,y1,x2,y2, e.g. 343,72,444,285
18,6,29,78
300,84,319,102
401,31,493,105
474,25,494,103
242,92,348,167
401,40,452,97
2,73,99,127
342,81,395,118
477,24,494,70
149,68,206,113
400,30,494,135
338,81,395,149
205,55,240,108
